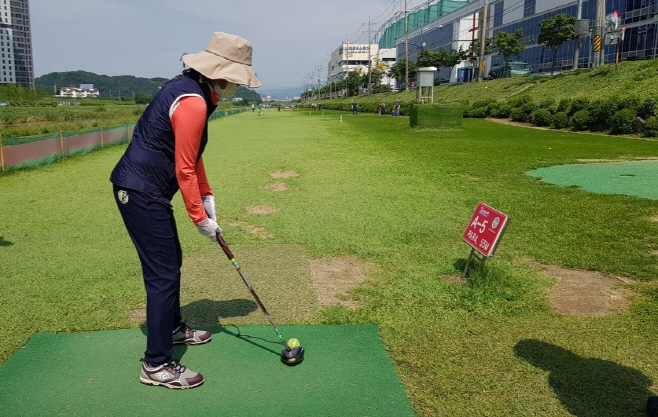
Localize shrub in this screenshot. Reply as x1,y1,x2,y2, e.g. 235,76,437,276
510,107,526,122
539,98,556,109
610,109,637,134
496,104,512,118
472,98,496,109
571,109,590,131
556,98,572,114
507,95,533,109
619,97,641,113
644,116,658,137
521,102,538,116
532,109,552,127
552,112,569,129
569,97,590,116
486,102,500,117
468,106,488,118
639,96,658,119
597,99,621,128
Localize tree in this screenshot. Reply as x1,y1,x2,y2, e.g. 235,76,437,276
492,29,525,64
388,59,416,88
538,13,576,75
417,48,467,84
467,38,494,61
466,38,494,81
344,70,363,96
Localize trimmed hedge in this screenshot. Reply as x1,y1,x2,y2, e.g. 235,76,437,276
409,103,464,129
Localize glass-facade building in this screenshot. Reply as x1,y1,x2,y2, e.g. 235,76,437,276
397,0,657,82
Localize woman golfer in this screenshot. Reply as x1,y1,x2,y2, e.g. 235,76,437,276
110,32,260,389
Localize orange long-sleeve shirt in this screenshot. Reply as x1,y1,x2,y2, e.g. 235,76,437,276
171,94,218,226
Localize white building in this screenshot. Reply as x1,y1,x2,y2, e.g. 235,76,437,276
327,42,397,95
58,85,100,98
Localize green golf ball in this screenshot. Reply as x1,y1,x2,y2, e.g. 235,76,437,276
288,338,300,348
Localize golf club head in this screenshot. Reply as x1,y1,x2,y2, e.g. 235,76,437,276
281,346,304,365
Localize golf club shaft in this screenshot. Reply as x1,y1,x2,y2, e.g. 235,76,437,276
216,233,291,351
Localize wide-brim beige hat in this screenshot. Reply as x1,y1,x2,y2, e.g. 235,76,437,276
182,32,261,88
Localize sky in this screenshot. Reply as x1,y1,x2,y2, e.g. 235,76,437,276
30,0,407,93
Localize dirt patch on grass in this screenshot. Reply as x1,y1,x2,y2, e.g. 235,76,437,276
531,263,637,316
244,205,279,216
270,171,299,179
226,221,274,239
128,307,146,325
264,182,288,192
309,257,372,309
441,274,466,284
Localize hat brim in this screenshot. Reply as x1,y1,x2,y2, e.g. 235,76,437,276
183,51,261,88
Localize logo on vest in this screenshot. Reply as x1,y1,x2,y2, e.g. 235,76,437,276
117,189,129,204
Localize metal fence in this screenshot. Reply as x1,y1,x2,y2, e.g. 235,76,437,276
0,107,246,172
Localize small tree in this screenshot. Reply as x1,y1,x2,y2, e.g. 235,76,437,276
388,59,417,88
417,48,467,84
467,38,494,80
344,70,363,96
492,29,525,64
538,13,576,75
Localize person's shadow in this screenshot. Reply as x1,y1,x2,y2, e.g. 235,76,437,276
515,339,653,416
138,298,259,358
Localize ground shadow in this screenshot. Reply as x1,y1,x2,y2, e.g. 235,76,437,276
180,298,258,327
135,299,260,361
0,237,14,247
216,325,281,357
137,298,257,334
515,339,652,416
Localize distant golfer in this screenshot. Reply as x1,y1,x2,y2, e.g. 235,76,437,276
110,32,260,389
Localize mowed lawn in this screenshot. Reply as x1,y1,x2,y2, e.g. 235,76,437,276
1,109,657,416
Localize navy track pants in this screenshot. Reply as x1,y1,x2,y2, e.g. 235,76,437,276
113,185,183,365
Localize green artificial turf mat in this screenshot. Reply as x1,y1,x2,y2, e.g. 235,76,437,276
0,325,414,416
527,160,658,200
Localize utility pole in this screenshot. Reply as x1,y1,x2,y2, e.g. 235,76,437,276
404,0,409,90
573,0,583,70
478,0,489,82
594,0,605,67
368,16,372,94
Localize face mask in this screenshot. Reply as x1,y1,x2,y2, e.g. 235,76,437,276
213,81,240,99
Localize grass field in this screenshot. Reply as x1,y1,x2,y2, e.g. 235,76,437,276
1,109,657,416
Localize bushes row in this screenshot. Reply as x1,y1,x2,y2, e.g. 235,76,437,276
463,94,658,137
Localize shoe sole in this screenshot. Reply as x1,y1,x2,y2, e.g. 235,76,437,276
139,376,204,389
172,336,212,345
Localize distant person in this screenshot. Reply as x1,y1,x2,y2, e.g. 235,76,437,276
258,102,263,115
251,103,255,112
352,99,358,115
394,99,400,116
110,32,260,389
380,100,386,116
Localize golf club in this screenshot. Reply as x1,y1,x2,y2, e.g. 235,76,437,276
215,232,304,365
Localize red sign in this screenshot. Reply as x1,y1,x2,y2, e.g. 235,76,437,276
462,203,509,257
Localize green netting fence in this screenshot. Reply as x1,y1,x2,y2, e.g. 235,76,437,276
0,108,245,173
378,0,470,49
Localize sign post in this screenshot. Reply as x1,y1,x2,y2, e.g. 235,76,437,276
461,203,509,277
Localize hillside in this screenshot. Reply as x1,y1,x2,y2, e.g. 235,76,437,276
322,59,658,112
35,70,262,102
35,71,167,97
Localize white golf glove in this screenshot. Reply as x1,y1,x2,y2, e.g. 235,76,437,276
201,195,217,222
197,218,222,241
